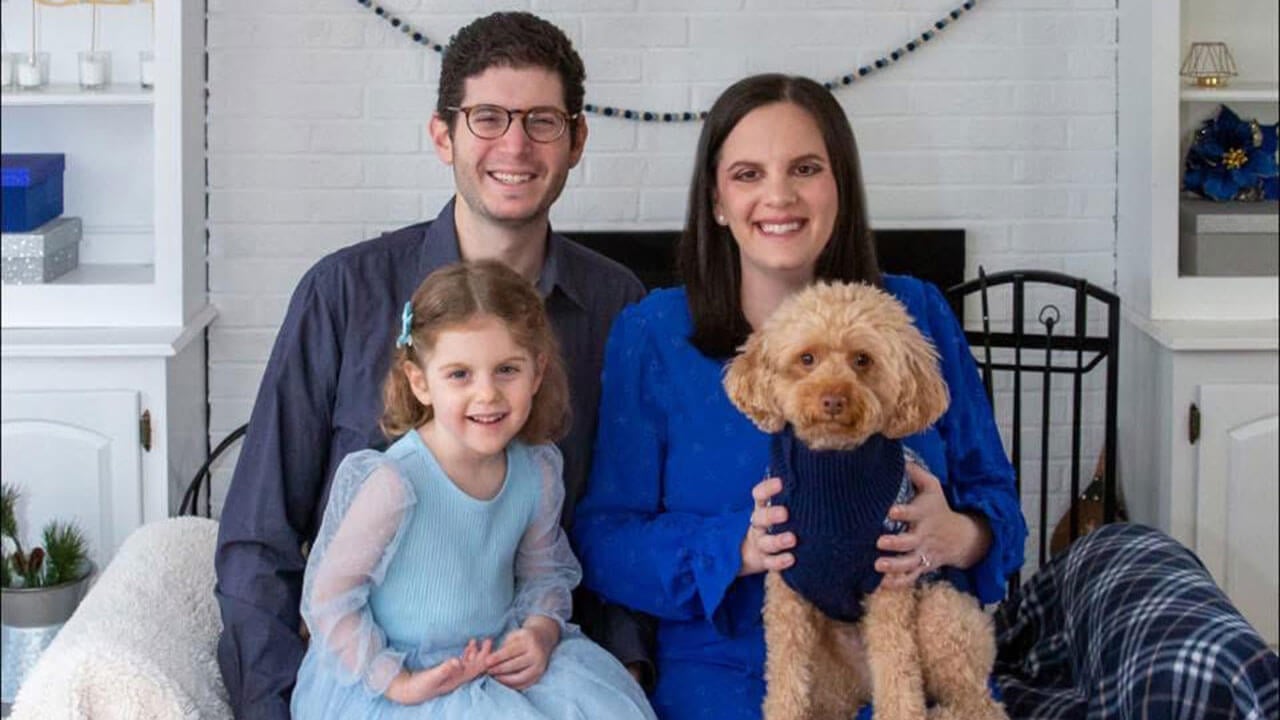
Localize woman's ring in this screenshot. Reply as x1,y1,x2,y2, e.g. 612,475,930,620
918,552,931,568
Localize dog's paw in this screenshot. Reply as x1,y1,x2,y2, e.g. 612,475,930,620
927,700,1009,720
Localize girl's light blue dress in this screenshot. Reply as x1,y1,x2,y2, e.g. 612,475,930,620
290,431,656,719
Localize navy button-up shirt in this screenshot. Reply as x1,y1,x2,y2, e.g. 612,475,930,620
214,199,647,718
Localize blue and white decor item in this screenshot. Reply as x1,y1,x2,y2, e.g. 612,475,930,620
355,0,980,123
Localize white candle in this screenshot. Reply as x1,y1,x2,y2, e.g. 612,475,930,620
81,59,105,87
139,54,155,89
79,52,110,90
17,58,42,89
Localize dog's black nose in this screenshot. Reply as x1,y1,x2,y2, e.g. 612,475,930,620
822,394,845,416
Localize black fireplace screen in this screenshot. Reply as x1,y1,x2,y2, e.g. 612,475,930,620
566,229,966,321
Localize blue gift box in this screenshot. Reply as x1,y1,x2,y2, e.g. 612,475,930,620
1,154,66,233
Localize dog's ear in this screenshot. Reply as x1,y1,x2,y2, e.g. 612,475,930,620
723,333,786,434
885,325,950,438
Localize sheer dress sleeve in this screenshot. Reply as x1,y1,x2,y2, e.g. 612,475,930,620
300,450,417,694
508,444,583,631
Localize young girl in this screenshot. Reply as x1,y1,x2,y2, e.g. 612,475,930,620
290,260,656,719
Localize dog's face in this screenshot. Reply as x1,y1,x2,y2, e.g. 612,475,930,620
724,282,950,451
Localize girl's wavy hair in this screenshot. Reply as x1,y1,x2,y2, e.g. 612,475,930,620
380,260,570,443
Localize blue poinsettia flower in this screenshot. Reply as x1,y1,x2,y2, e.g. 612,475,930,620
1183,105,1279,202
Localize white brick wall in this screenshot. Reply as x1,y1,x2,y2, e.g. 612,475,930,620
206,0,1118,567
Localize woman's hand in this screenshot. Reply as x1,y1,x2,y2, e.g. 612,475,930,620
739,477,797,577
385,638,493,705
487,615,559,690
874,463,992,589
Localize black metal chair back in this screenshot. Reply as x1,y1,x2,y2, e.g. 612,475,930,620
179,423,246,517
946,268,1120,592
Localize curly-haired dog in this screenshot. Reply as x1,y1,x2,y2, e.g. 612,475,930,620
723,281,1007,720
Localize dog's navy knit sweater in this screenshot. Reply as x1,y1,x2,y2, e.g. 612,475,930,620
769,426,912,623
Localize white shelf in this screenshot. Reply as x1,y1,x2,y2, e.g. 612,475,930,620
1125,307,1280,351
1,303,216,359
1181,81,1279,103
53,263,155,285
1,84,155,107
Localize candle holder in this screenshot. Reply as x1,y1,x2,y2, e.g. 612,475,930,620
78,50,111,91
1,53,16,90
139,51,155,90
1180,41,1238,88
15,52,49,91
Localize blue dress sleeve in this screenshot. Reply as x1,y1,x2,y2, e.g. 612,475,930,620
918,281,1028,603
300,450,416,694
573,304,750,633
509,444,582,631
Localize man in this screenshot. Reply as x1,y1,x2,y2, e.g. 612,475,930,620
214,12,651,717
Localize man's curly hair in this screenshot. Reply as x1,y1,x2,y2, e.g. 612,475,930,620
437,12,586,139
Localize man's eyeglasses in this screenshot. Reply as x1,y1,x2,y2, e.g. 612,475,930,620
447,105,578,144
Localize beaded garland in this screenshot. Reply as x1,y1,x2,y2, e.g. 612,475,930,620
355,0,977,123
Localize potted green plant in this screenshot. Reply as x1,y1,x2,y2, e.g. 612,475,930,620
1,482,94,706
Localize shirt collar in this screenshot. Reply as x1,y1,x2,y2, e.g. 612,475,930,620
420,197,588,310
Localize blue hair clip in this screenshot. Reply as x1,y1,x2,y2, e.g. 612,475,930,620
396,301,414,348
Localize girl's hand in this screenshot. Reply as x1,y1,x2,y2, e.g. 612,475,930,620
874,463,992,589
385,638,493,705
487,615,559,690
739,476,797,577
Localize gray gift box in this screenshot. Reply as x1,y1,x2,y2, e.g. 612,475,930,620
1179,199,1279,277
1,216,82,284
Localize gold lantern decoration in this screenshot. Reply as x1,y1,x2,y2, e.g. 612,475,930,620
1180,42,1238,88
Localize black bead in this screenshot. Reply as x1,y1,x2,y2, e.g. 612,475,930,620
964,0,974,8
842,75,853,85
875,59,886,68
890,50,901,61
603,107,615,116
935,20,946,29
951,9,961,19
623,110,634,119
859,67,870,76
662,113,673,122
643,112,655,121
412,33,422,41
433,44,443,52
374,6,384,16
391,18,400,27
683,112,694,121
907,42,917,51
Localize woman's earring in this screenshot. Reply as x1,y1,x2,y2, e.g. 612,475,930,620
716,214,727,225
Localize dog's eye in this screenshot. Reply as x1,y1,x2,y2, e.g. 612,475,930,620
852,353,872,368
799,353,815,366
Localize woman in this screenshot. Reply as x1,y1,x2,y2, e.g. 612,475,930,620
571,73,1023,719
573,72,1279,720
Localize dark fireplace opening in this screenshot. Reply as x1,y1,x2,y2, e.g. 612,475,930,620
567,229,965,320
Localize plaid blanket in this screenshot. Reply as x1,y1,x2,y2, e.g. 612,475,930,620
994,523,1279,719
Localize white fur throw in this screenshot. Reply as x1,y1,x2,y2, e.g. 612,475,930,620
10,516,231,720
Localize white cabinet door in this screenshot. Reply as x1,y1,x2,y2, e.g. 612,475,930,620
0,390,142,568
1195,383,1280,646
